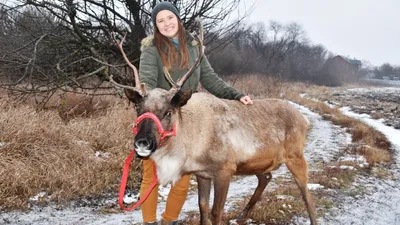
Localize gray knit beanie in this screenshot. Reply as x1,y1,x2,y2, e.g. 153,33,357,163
151,2,181,26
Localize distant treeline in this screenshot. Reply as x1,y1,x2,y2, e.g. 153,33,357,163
372,64,400,79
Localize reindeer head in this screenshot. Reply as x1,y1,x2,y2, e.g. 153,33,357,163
126,87,192,157
110,21,203,157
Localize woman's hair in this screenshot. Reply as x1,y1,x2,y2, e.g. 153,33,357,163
154,21,189,71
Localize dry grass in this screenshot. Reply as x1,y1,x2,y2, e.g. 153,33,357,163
242,185,310,225
182,180,333,225
7,90,120,123
349,145,391,165
0,93,140,210
56,93,116,123
309,163,358,189
0,75,395,213
226,74,292,99
286,90,393,165
1,75,289,211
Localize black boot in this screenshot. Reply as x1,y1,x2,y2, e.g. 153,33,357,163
160,219,179,225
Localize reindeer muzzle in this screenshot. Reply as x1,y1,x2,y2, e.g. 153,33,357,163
133,112,176,149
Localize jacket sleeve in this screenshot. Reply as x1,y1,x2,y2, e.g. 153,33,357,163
199,55,245,100
138,46,159,90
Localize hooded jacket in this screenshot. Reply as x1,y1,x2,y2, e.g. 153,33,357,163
139,33,245,100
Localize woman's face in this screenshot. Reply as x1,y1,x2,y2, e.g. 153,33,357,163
155,10,179,39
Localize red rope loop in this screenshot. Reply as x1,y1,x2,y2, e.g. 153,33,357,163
118,112,176,211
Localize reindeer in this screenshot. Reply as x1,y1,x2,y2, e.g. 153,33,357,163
110,29,317,225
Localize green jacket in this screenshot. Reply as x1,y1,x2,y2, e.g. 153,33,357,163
139,34,245,100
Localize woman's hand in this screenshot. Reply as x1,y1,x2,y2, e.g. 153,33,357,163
240,95,253,105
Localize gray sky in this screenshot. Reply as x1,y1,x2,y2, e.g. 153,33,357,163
242,0,400,66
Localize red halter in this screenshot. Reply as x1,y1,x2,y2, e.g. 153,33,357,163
118,112,176,211
133,112,177,146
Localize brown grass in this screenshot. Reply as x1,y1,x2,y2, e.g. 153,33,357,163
286,90,393,165
0,93,140,210
0,75,394,213
56,93,115,122
226,74,291,99
182,180,333,225
309,162,357,189
349,145,391,165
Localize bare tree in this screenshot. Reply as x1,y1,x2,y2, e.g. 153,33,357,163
210,21,308,77
282,44,329,80
0,0,249,106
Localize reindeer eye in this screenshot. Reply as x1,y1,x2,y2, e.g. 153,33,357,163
164,110,172,119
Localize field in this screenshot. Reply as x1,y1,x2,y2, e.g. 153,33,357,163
0,76,399,225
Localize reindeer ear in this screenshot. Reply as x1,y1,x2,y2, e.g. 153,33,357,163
124,89,143,104
171,88,193,108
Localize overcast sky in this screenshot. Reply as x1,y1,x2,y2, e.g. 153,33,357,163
241,0,400,66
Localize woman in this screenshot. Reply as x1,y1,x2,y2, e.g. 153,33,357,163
138,2,253,225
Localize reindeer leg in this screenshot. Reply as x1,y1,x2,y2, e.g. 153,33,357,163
211,173,231,225
197,176,212,225
286,156,317,225
236,172,272,220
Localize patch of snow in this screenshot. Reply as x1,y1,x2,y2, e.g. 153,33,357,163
189,179,197,186
229,218,258,225
276,195,295,200
123,192,139,204
0,142,7,148
320,95,400,225
290,101,351,163
95,151,111,158
338,155,368,168
324,101,340,108
229,219,239,225
29,192,48,202
340,106,400,148
157,185,171,201
307,184,324,190
338,155,365,162
339,165,356,170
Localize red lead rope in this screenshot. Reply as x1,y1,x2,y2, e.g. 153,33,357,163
118,112,176,211
118,148,158,211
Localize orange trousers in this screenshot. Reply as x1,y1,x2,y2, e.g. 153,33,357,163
140,159,191,223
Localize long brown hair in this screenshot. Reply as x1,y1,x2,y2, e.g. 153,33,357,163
154,21,189,71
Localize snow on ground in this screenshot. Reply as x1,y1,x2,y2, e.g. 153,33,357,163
347,86,400,94
2,87,399,225
0,101,351,225
360,78,400,87
318,103,400,225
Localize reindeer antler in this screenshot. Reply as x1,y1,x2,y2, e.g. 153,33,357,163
110,33,144,96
